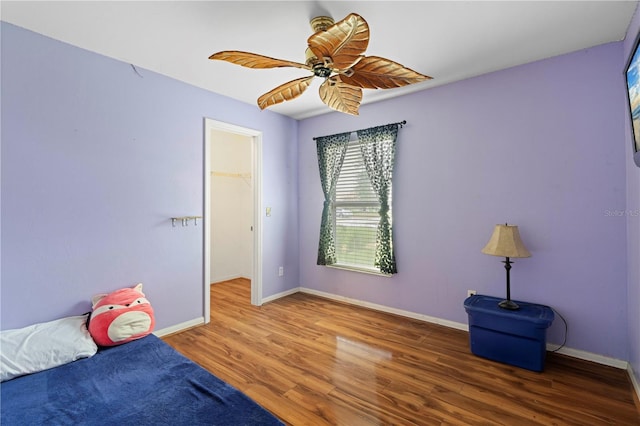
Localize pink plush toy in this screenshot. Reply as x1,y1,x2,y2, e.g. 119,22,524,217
88,283,155,347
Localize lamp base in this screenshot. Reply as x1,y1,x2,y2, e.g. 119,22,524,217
498,299,519,310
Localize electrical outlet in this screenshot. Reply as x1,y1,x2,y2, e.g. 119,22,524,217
467,290,477,297
278,266,284,276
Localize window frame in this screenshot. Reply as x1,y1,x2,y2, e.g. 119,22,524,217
329,137,392,277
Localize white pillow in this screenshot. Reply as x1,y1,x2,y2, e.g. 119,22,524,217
0,314,98,382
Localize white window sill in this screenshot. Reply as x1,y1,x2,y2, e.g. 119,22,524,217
327,264,392,277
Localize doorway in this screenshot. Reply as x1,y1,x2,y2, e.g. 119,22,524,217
203,119,263,323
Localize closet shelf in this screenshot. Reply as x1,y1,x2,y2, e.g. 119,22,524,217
211,171,251,178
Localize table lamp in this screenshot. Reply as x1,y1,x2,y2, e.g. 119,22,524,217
481,223,531,310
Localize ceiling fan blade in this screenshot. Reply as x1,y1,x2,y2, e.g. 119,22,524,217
318,77,362,116
340,56,432,89
307,13,369,71
209,51,310,70
257,76,315,110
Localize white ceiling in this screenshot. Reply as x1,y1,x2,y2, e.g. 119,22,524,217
2,1,638,120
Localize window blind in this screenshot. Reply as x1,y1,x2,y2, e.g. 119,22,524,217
333,138,390,270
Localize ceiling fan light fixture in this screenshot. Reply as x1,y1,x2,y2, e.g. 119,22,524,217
304,47,317,66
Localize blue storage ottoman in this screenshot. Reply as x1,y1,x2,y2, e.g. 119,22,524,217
464,294,554,372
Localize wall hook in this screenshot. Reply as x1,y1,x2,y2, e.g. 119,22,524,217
171,216,202,227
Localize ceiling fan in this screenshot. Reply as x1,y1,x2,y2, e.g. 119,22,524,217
209,13,432,115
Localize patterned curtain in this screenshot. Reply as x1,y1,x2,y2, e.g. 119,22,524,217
316,132,351,265
356,124,399,274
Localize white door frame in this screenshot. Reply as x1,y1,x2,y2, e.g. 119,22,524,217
203,118,263,323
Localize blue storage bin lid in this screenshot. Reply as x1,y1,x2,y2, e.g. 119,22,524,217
464,294,554,326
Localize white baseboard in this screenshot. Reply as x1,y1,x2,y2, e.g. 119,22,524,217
299,287,469,331
628,364,640,403
261,287,300,304
154,317,204,337
547,345,628,369
211,275,246,284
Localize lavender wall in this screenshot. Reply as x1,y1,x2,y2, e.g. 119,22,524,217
623,4,640,388
299,42,629,359
1,18,633,368
1,22,299,331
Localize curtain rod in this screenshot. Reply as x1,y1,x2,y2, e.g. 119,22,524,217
312,120,406,141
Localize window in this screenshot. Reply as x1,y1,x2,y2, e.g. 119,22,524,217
333,137,389,272
315,123,399,275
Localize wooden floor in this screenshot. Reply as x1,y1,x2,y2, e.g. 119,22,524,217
163,279,640,425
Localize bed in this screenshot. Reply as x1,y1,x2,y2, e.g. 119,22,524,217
0,331,284,425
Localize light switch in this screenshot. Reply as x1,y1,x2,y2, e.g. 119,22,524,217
266,207,271,217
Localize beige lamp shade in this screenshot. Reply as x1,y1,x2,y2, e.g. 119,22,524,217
481,224,531,258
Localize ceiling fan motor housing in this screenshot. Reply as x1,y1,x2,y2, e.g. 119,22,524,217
305,16,335,74
312,64,333,78
304,46,332,77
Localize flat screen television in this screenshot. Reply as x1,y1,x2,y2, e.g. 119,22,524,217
624,32,640,167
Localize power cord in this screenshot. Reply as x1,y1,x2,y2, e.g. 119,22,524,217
548,307,568,353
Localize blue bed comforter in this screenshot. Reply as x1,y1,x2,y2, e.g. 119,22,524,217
0,334,283,425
